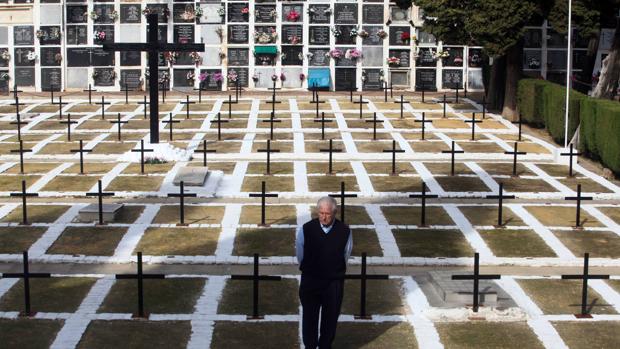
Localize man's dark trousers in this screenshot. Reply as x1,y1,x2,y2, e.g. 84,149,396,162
299,273,344,349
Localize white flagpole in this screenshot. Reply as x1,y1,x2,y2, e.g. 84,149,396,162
563,0,573,148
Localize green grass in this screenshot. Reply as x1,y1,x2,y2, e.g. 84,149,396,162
211,321,299,349
478,229,557,257
381,206,453,226
153,205,225,225
552,230,620,258
435,321,544,349
217,278,299,315
333,322,419,348
0,277,97,313
134,228,219,256
393,229,474,257
0,227,46,254
0,319,63,349
2,205,69,223
350,228,383,257
46,226,127,256
341,279,407,315
233,228,296,256
78,320,191,349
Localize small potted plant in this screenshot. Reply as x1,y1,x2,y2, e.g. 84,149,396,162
227,69,238,83
164,51,178,66
36,30,45,40
288,35,301,45
358,29,369,38
108,10,119,21
0,72,10,81
345,48,362,61
1,50,10,61
89,10,99,21
299,73,305,81
387,56,400,67
190,51,202,66
271,74,278,82
349,27,359,37
217,6,225,16
400,32,410,45
331,26,342,38
252,73,259,82
181,9,196,21
93,30,106,43
212,72,223,87
54,53,62,64
377,29,388,39
186,71,195,83
328,48,344,59
195,7,203,19
286,8,301,22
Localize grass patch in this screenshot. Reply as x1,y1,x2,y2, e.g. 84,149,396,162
114,205,145,224
3,162,60,174
105,175,163,192
350,228,383,257
370,175,423,192
598,206,620,225
393,229,474,257
91,142,136,154
423,162,474,175
218,278,299,315
135,228,219,256
233,228,295,256
38,142,83,155
0,277,97,313
479,229,557,257
241,176,295,192
239,205,296,225
211,322,299,349
457,142,505,153
2,205,69,223
341,279,407,315
518,279,617,315
46,226,127,256
63,162,116,174
478,163,534,177
250,141,294,153
501,178,559,193
98,278,205,314
78,320,191,349
432,119,467,128
42,175,99,192
558,177,614,193
435,321,544,349
0,175,41,191
246,162,294,175
356,141,394,153
153,205,225,225
535,163,571,177
0,227,46,253
458,206,525,226
333,322,418,349
363,162,416,174
123,163,174,174
306,161,352,174
552,321,620,349
526,206,603,228
552,230,620,258
307,175,359,192
381,206,453,226
0,319,63,349
188,161,237,174
436,176,491,192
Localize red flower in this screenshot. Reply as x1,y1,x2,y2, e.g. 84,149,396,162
400,32,410,41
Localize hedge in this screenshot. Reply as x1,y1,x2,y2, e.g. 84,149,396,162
517,78,620,176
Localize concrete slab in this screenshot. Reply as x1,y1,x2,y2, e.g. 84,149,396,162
173,167,210,186
78,203,123,223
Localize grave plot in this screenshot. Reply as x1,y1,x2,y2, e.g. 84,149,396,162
306,161,352,174
0,319,64,348
393,228,475,257
241,176,295,192
552,230,620,258
368,175,423,192
78,320,191,349
135,228,220,256
105,174,165,192
0,174,42,191
188,161,237,174
0,277,97,313
435,322,544,349
46,226,128,256
0,227,47,254
1,204,69,223
210,321,299,349
552,321,620,349
217,277,299,315
233,228,296,256
477,229,557,257
152,204,225,225
525,205,603,228
42,174,102,192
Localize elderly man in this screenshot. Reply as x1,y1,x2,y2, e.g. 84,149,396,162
296,196,353,349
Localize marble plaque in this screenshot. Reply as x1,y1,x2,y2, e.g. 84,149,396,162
362,69,382,90
199,69,222,91
228,25,249,44
93,4,115,24
334,4,357,24
93,25,115,43
66,25,88,45
40,47,61,66
389,26,410,46
173,3,195,23
443,47,464,67
174,25,194,44
362,26,382,46
227,67,248,87
469,48,484,68
0,27,7,45
227,3,249,23
255,5,276,23
201,25,222,45
37,26,61,45
201,47,220,66
199,3,224,24
66,67,89,88
40,5,62,25
335,25,356,45
362,46,382,67
282,4,304,23
282,25,303,44
14,48,35,66
41,68,62,91
91,48,114,66
119,25,141,42
416,48,436,67
227,48,249,66
309,48,329,66
468,70,484,90
309,26,330,46
67,47,91,67
418,31,436,45
94,68,115,87
362,5,383,24
14,26,34,46
282,46,303,66
442,69,463,89
120,51,141,66
15,68,35,87
416,69,436,91
120,4,141,23
282,67,303,88
254,67,276,88
67,5,88,23
391,70,409,86
145,4,170,23
334,68,356,91
121,69,142,89
390,6,409,22
389,49,410,67
173,68,194,87
308,5,331,24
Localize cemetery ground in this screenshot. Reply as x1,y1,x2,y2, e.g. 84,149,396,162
0,90,619,348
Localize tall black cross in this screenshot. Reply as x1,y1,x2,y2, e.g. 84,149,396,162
10,96,23,127
0,251,51,316
131,139,153,174
365,112,384,140
257,139,280,175
329,181,358,224
383,140,405,175
115,252,165,318
561,144,582,177
512,113,524,141
52,95,68,120
504,142,527,176
70,140,91,174
86,180,115,225
83,84,97,104
59,113,78,141
451,253,501,313
180,95,195,119
167,181,197,225
409,181,438,227
565,184,593,228
485,183,515,227
137,96,149,120
260,112,281,140
442,93,447,118
249,181,279,226
120,83,132,104
453,85,460,104
162,113,180,141
344,253,389,319
266,80,282,105
394,94,410,119
320,139,342,175
212,112,228,141
314,111,333,140
480,96,489,120
311,91,324,120
103,13,204,143
194,83,206,103
415,112,432,140
230,253,282,319
110,113,128,141
10,140,31,174
561,253,610,318
10,180,38,225
223,94,236,119
10,83,23,103
95,96,111,120
442,141,464,176
353,94,369,119
9,111,28,142
381,81,393,102
464,112,483,141
195,140,217,167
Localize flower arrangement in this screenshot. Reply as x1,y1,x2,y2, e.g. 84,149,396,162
93,30,106,42
91,70,99,79
164,51,178,65
377,29,388,39
279,73,286,81
217,6,225,16
143,7,169,20
142,7,152,16
288,35,301,45
299,73,305,81
158,71,170,84
181,9,196,21
189,51,202,65
227,69,238,82
215,27,224,40
379,70,385,81
358,29,369,38
49,27,61,40
36,30,45,39
387,56,400,66
306,52,314,59
241,7,249,15
1,50,10,61
349,27,359,37
271,74,278,81
89,11,99,21
286,9,300,22
453,56,463,65
528,57,540,69
26,51,37,61
361,70,368,82
195,7,203,18
0,72,9,81
108,10,119,21
323,8,332,15
219,50,226,59
433,50,450,59
54,53,62,63
186,71,195,82
254,28,277,44
297,52,304,61
252,73,259,82
400,32,410,42
470,53,482,65
212,72,224,83
345,48,362,60
331,27,342,37
328,49,343,59
198,72,208,82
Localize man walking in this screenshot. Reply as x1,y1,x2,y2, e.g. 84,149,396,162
296,196,353,349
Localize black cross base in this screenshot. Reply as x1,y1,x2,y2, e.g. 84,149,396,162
231,253,282,320
195,140,217,167
249,181,279,226
257,140,280,175
0,251,51,317
344,253,389,320
383,140,405,176
10,180,38,225
561,253,610,318
85,180,115,225
451,253,501,313
167,181,197,226
565,184,593,229
485,182,515,227
319,139,343,175
441,141,465,176
409,181,438,227
115,252,165,319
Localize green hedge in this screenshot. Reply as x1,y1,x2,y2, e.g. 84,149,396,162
517,78,620,175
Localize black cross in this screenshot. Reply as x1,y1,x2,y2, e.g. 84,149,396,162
180,95,195,119
131,139,154,174
49,84,58,104
260,111,281,140
310,82,319,103
10,140,31,174
409,181,438,227
83,84,97,104
329,181,358,224
353,94,369,119
234,79,241,102
162,113,180,141
86,180,115,225
561,253,610,318
95,96,111,120
480,96,489,120
415,112,432,140
561,144,582,177
222,94,236,119
167,181,197,225
365,112,384,140
52,95,68,120
311,91,324,120
266,80,282,105
381,81,393,102
0,251,51,316
394,94,410,119
120,83,132,104
464,112,483,141
103,14,204,144
10,83,23,102
463,84,468,99
249,181,279,226
10,97,23,125
194,83,206,103
344,253,389,319
504,142,527,176
453,85,460,104
485,183,515,227
116,252,165,319
565,184,593,228
70,140,92,174
257,139,280,175
230,253,282,319
195,140,217,167
9,111,28,142
452,253,501,313
10,180,38,225
442,141,465,176
442,93,447,118
137,96,149,120
383,140,405,175
512,113,524,141
314,111,333,140
349,81,357,102
109,113,128,141
320,139,343,175
211,112,228,141
59,113,78,141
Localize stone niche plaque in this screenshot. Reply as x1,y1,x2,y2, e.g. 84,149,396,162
92,48,114,66
145,4,170,23
228,25,249,44
173,3,195,23
199,69,223,91
390,6,409,22
121,51,141,66
227,48,249,66
174,25,194,44
255,5,276,23
15,67,35,87
418,31,436,45
158,25,168,43
199,3,225,24
362,69,382,90
309,48,329,66
469,48,484,68
14,48,35,67
335,47,355,67
335,68,356,91
334,4,357,24
41,68,62,91
94,68,116,87
416,48,436,67
67,25,87,45
335,26,356,45
67,47,91,67
67,5,88,23
227,67,248,87
40,47,61,66
120,4,141,24
93,4,115,24
282,4,304,23
93,25,115,43
389,49,410,67
40,5,62,25
442,69,463,89
390,70,409,86
468,70,483,90
282,25,303,44
416,69,437,91
119,25,141,43
121,69,142,89
389,26,410,46
309,26,330,46
173,68,194,87
308,5,330,24
14,26,34,46
362,5,383,24
254,67,276,88
201,25,222,45
38,26,61,46
255,26,277,44
362,26,383,46
201,47,220,66
282,46,303,66
282,67,303,88
0,27,7,45
0,49,8,67
362,46,382,67
228,2,249,23
443,47,464,67
67,68,89,89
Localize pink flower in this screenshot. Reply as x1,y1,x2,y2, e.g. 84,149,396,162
286,9,300,21
241,7,249,14
198,73,208,82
